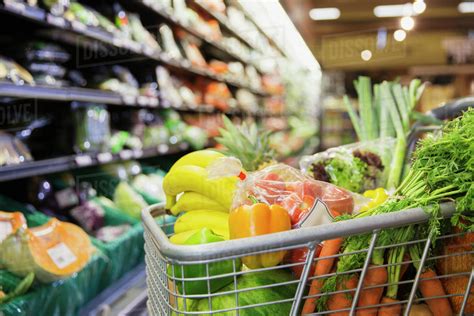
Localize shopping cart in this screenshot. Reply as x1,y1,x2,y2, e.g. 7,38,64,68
142,100,473,315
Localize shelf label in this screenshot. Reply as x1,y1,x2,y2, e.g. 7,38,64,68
123,40,141,52
97,152,113,163
75,155,92,166
47,243,77,269
112,37,124,47
149,98,159,107
123,95,136,105
55,187,79,210
0,221,13,243
4,1,25,13
47,14,66,28
158,144,169,154
119,150,133,160
137,96,149,106
71,21,87,32
143,46,155,57
133,149,143,158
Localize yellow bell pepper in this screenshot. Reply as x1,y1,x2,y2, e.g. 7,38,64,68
229,202,291,269
359,188,388,212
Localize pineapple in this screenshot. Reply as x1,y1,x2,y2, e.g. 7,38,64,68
216,116,276,171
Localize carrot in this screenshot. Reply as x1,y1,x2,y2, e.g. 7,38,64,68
356,265,388,316
418,269,453,316
327,274,359,316
377,297,402,316
301,238,343,315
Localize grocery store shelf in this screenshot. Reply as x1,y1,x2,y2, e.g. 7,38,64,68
0,82,126,105
0,144,189,182
192,1,257,53
0,82,287,118
234,3,287,58
79,263,147,316
137,0,258,70
0,3,270,97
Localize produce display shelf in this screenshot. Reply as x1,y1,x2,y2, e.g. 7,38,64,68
192,1,258,54
78,263,147,316
0,144,189,182
0,82,287,118
234,2,288,58
0,3,270,97
137,0,261,73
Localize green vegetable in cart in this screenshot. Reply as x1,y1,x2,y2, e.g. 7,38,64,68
113,181,148,219
184,269,297,315
0,272,34,304
168,228,241,295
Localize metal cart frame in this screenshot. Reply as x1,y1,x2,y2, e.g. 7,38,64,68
142,202,473,315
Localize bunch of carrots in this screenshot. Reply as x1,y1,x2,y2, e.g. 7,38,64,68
301,225,453,316
301,109,474,315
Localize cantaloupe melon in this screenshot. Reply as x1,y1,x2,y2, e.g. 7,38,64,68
0,218,94,283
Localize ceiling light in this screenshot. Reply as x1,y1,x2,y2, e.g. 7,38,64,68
361,50,372,61
309,7,341,21
374,3,413,17
458,2,474,13
413,0,426,14
400,16,415,30
394,29,407,41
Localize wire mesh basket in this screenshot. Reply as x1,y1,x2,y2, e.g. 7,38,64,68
142,202,473,315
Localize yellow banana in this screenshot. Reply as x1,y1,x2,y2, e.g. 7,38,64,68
174,210,229,239
163,165,236,210
165,150,225,209
170,192,228,215
168,150,225,174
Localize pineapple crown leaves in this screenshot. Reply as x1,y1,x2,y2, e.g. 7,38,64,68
216,115,275,171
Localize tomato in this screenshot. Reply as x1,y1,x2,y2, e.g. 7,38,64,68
254,173,286,204
280,194,315,225
303,180,323,198
286,181,304,197
322,186,354,217
285,244,322,279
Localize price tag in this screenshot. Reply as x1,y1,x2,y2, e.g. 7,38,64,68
55,188,79,210
47,243,77,269
71,21,87,32
47,14,66,28
126,40,141,52
143,46,155,57
0,221,13,243
295,199,333,229
149,98,159,107
119,150,133,160
4,1,25,13
112,37,124,47
122,95,136,105
137,96,149,106
97,152,113,163
158,144,169,154
133,149,143,158
75,155,92,166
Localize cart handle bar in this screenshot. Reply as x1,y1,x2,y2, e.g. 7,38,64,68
142,202,455,262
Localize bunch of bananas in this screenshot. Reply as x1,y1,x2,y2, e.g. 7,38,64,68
163,150,238,241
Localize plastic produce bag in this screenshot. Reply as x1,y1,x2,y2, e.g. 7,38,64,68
300,138,396,193
232,164,356,228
